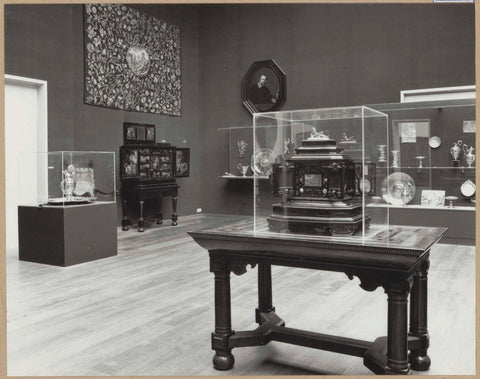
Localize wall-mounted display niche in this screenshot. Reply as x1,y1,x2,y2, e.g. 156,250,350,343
217,126,258,179
369,98,476,210
217,99,475,243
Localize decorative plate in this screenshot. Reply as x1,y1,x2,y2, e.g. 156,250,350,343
47,197,93,205
359,177,372,194
429,136,441,149
251,148,277,176
460,179,476,197
381,172,416,206
445,196,459,201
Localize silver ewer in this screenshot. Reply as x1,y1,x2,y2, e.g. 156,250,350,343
450,140,463,161
61,164,76,200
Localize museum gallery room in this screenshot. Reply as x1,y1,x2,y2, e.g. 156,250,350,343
3,2,476,376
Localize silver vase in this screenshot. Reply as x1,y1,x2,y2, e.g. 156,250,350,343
391,150,400,168
465,147,475,168
377,145,387,163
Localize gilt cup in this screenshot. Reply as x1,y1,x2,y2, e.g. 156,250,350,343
237,163,249,177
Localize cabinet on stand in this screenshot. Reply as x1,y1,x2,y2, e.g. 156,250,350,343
119,142,189,232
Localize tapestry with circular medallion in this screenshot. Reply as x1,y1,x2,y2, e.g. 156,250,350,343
84,4,181,116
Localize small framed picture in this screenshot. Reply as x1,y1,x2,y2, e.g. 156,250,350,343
175,148,190,178
463,120,476,133
136,125,146,141
146,125,155,141
123,122,156,144
421,190,445,207
121,148,139,179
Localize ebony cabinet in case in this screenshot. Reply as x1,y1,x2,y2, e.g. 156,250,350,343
119,143,189,232
253,106,389,239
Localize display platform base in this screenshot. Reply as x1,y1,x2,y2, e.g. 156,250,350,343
387,205,474,245
267,200,370,236
18,202,117,266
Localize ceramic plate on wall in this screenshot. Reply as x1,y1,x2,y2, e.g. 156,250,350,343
429,136,441,149
460,179,476,197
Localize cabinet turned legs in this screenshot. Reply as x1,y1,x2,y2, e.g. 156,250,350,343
256,263,275,324
171,196,178,226
386,281,411,375
121,197,129,231
409,258,431,371
156,196,163,225
211,256,234,370
138,200,145,232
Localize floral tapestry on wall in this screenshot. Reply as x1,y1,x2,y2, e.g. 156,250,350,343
84,4,182,116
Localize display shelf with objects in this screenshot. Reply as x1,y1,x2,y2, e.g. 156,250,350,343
217,126,272,180
367,98,476,206
374,166,475,209
253,106,390,239
17,151,117,266
367,98,476,244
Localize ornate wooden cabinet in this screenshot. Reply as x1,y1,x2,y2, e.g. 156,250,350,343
268,133,368,236
120,142,188,232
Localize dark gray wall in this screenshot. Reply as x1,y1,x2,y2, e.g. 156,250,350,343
5,3,475,219
198,3,475,214
5,5,77,150
5,4,202,221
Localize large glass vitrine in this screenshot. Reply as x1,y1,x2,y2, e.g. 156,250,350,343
252,106,389,239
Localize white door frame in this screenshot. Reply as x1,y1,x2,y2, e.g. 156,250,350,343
5,74,48,153
4,74,48,256
400,85,476,103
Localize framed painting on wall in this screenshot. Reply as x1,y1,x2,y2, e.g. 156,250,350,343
123,123,156,144
242,59,286,115
175,148,190,178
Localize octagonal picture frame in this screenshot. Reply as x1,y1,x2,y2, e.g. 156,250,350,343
242,59,286,114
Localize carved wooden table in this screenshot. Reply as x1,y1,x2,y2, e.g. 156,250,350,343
189,221,447,375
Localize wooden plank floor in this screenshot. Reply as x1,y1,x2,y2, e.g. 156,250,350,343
7,214,475,376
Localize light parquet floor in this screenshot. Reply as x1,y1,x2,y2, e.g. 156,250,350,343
6,214,476,376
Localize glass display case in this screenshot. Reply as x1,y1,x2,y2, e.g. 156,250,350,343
369,98,476,210
17,151,116,207
253,106,390,239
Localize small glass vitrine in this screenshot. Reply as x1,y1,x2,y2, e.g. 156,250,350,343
17,151,116,207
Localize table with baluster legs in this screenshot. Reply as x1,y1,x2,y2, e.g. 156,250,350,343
189,222,446,375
